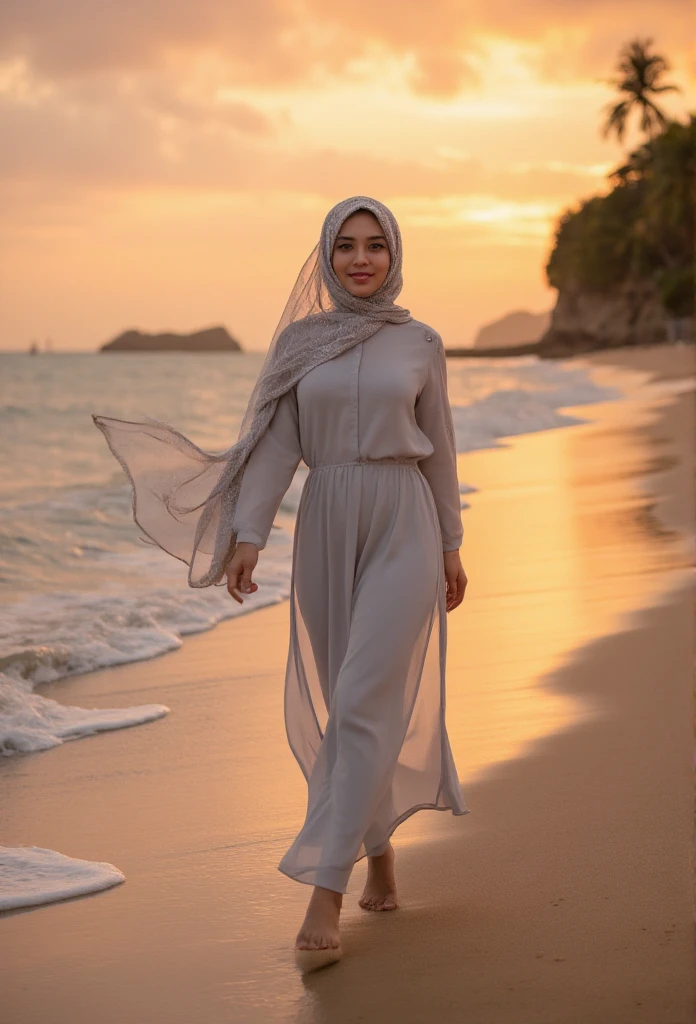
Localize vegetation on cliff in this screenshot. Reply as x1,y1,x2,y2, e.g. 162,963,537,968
546,40,694,319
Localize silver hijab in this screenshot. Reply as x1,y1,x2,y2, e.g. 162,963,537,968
92,195,412,587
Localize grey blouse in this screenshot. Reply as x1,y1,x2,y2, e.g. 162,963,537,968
232,320,463,552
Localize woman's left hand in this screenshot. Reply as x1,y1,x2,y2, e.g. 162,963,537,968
443,550,467,612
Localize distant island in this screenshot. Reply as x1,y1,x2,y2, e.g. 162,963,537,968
100,325,243,353
472,310,551,350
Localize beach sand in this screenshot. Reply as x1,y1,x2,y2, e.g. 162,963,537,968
1,344,693,1023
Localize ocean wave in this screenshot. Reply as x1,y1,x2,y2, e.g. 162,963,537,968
447,362,622,453
0,846,125,911
0,677,169,757
0,531,293,756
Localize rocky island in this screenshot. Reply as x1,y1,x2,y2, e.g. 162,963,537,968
472,310,551,351
100,325,242,353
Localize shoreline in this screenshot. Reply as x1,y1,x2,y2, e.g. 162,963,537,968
1,343,693,1023
445,338,696,360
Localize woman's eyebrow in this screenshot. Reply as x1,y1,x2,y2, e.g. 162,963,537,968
335,234,387,241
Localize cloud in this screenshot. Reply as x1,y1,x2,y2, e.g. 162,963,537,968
0,58,278,190
0,1,290,79
0,0,691,97
0,65,611,204
135,79,273,135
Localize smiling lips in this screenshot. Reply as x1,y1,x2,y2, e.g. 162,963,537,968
349,272,373,282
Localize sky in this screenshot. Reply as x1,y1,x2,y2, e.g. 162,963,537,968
0,1,693,352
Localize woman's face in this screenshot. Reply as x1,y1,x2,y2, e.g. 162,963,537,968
331,210,391,297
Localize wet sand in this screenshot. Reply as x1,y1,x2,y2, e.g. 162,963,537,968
1,344,693,1023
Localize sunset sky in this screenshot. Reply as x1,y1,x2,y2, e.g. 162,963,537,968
1,1,693,352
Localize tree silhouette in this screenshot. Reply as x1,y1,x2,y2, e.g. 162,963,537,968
547,118,694,316
601,37,681,144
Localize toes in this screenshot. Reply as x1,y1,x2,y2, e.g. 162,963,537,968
296,935,331,951
359,888,399,911
358,894,374,910
368,895,397,911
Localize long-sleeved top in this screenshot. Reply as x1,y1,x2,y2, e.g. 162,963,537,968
232,319,463,551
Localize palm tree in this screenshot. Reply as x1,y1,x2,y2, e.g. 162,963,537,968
601,37,681,144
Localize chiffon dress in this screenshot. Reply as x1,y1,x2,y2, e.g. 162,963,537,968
232,318,469,894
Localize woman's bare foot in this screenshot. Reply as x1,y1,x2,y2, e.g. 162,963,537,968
295,886,343,951
359,841,399,911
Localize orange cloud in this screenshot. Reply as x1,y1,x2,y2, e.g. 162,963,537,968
0,0,691,96
0,80,612,203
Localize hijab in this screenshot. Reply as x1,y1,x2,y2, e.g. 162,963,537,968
93,195,412,587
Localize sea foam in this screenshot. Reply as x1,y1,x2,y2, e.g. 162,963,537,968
0,678,169,756
0,846,125,911
0,546,292,756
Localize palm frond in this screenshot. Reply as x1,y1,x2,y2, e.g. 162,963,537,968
601,100,631,141
650,83,682,95
602,37,683,144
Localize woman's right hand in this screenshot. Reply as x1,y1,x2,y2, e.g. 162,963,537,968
225,542,259,603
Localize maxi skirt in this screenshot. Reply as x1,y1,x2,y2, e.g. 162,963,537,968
278,457,468,893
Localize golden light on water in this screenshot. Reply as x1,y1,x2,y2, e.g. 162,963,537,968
443,389,692,787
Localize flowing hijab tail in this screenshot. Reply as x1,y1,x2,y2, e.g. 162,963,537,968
91,243,328,588
92,195,411,589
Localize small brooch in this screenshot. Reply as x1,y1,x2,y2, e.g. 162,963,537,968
425,333,433,343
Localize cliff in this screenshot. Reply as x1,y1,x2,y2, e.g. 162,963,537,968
100,325,242,353
537,280,671,355
446,282,693,359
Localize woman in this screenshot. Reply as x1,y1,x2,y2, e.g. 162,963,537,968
93,195,469,973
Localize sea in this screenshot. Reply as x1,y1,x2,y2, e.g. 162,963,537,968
0,350,625,767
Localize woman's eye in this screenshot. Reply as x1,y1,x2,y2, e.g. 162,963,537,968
335,242,384,252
